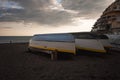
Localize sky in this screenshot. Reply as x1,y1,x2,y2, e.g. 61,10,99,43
0,0,115,36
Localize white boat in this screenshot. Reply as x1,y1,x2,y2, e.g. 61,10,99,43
28,32,112,55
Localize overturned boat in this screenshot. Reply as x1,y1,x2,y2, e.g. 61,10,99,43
28,32,112,55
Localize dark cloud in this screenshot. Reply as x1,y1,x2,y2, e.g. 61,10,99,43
62,0,114,18
0,8,25,22
0,0,114,26
19,10,74,26
0,0,75,26
0,27,12,29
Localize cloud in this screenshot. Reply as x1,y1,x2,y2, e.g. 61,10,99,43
0,0,115,26
62,0,115,19
0,27,12,29
0,0,78,26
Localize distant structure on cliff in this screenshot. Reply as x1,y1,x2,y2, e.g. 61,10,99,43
91,0,120,34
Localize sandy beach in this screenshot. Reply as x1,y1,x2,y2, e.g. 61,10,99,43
0,43,120,80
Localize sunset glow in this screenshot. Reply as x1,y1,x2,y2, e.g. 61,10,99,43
0,0,115,36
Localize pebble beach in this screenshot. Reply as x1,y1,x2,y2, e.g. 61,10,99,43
0,43,120,80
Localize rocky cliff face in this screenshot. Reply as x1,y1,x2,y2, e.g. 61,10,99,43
92,0,120,34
